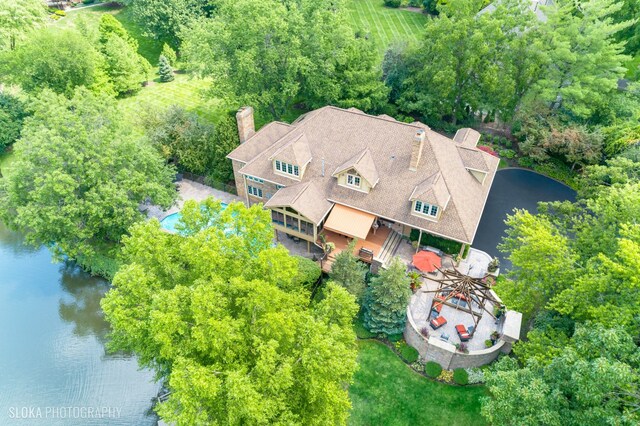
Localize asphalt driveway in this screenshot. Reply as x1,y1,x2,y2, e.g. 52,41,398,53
472,168,576,270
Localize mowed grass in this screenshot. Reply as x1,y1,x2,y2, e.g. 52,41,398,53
57,3,162,65
349,341,487,426
54,4,225,126
346,0,428,56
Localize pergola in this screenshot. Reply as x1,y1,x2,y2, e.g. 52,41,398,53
422,267,503,337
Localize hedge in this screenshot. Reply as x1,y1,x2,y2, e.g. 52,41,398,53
409,229,462,255
425,361,442,378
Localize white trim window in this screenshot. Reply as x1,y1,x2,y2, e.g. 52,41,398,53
247,175,264,183
414,200,438,218
247,185,263,198
274,160,300,177
346,173,361,188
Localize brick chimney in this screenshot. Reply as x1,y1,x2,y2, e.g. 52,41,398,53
409,129,425,171
236,106,255,143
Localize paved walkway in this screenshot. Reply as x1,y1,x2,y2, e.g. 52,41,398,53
147,179,243,220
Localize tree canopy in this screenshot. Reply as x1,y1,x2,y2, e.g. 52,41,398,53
328,240,368,302
0,0,47,51
102,199,359,425
0,88,176,260
482,324,640,425
181,0,387,119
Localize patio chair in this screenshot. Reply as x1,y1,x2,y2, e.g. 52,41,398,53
455,324,471,341
467,325,475,335
430,316,447,330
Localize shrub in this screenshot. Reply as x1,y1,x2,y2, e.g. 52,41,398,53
397,342,419,363
162,43,177,65
387,333,403,342
294,256,321,289
420,327,430,338
425,361,442,378
500,137,513,148
498,148,516,159
384,0,402,7
409,229,462,255
453,368,469,385
83,0,96,4
485,339,494,348
54,9,66,16
440,369,454,383
354,313,376,339
466,368,485,384
517,156,535,168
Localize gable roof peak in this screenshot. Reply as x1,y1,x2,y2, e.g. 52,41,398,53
332,148,380,187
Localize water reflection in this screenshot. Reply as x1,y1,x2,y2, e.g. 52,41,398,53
0,222,38,256
58,261,111,343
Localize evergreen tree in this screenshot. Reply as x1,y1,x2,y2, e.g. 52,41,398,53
363,257,412,336
158,55,174,82
329,240,367,302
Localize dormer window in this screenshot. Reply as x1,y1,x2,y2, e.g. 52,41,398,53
346,173,361,188
414,200,438,218
275,160,299,177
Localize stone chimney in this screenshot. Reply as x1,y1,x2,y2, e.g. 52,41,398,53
409,129,425,171
236,106,255,143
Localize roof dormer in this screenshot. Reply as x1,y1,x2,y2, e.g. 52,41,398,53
409,172,450,221
269,133,312,180
332,149,379,193
457,146,490,184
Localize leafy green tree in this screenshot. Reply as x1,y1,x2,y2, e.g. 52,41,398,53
497,209,578,322
98,14,151,95
162,42,177,65
0,0,47,51
207,114,239,183
0,92,28,150
118,0,209,47
0,88,176,261
143,105,216,174
182,0,387,119
482,324,640,426
0,29,105,96
363,257,411,336
158,55,174,82
101,199,359,425
329,240,368,301
531,0,633,119
382,42,411,103
398,0,504,124
101,34,150,95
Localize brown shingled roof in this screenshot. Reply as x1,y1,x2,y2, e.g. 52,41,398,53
457,146,489,172
263,181,333,224
332,148,380,187
228,106,499,244
268,133,312,167
409,172,451,207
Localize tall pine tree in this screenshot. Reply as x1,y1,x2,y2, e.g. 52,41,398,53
158,55,174,82
363,257,411,336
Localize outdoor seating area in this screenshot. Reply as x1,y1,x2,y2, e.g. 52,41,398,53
408,269,503,351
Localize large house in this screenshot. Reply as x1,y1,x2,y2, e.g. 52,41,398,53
227,106,499,270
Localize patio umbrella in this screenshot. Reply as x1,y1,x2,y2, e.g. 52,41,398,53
412,251,441,273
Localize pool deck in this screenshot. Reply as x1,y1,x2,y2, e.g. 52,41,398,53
147,179,243,220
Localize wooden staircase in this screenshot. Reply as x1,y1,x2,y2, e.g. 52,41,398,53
374,230,402,268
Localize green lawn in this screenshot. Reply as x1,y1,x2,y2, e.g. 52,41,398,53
57,3,163,65
346,0,428,56
349,341,487,426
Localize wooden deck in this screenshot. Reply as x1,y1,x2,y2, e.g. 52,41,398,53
320,227,391,272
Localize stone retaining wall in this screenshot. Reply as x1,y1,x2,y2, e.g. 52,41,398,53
404,305,507,370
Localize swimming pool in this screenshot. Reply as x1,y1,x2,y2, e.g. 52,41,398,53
160,203,228,233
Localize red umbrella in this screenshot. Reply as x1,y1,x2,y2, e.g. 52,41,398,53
412,251,441,273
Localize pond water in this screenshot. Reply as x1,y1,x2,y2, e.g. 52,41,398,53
0,223,159,425
472,168,577,270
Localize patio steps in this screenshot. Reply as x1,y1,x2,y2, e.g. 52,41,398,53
375,229,402,267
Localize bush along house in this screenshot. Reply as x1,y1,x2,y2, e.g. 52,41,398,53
227,106,499,272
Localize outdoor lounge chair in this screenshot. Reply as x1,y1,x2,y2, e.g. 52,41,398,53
456,324,471,341
430,316,447,330
431,295,446,313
